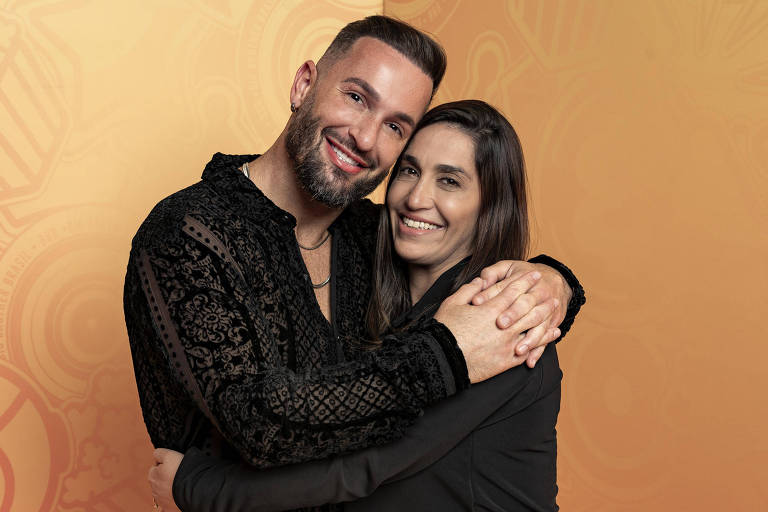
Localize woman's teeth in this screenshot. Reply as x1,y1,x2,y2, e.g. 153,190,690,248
403,217,440,230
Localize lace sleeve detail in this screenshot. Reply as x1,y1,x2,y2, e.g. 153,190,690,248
528,253,586,341
128,223,457,468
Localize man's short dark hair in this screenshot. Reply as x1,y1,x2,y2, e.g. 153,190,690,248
318,15,446,98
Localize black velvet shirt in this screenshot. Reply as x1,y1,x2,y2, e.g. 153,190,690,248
124,153,470,474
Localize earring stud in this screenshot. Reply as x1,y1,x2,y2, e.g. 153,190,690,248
290,103,296,113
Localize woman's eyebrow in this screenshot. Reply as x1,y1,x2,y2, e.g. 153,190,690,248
401,154,420,167
436,164,467,176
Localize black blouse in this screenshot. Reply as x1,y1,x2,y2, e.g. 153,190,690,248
124,153,471,475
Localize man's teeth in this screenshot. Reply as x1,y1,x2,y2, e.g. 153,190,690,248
403,217,440,230
332,145,360,166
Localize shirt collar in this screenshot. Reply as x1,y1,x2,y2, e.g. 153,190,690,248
200,152,372,235
392,258,471,329
201,153,297,228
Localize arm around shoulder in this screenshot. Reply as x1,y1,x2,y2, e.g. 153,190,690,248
125,216,469,468
528,253,586,341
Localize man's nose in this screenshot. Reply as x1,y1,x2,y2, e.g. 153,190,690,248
349,114,379,153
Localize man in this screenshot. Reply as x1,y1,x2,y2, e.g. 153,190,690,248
127,15,583,511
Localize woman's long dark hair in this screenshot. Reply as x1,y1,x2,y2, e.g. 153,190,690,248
366,100,529,340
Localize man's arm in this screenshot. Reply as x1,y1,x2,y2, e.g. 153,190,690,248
473,254,586,366
527,254,586,339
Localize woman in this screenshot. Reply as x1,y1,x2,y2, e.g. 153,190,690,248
152,100,571,511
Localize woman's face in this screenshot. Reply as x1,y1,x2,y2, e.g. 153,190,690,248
387,122,482,275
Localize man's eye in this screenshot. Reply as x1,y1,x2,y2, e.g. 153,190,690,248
397,167,418,178
387,123,402,136
348,92,362,103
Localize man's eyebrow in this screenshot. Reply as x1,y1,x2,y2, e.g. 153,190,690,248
343,77,381,102
342,77,416,128
393,111,416,129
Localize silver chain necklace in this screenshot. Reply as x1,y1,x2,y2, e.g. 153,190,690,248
300,233,332,288
242,162,331,289
296,230,331,250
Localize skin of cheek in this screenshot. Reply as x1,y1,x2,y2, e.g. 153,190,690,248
388,183,480,271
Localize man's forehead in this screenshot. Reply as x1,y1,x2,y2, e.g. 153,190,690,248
323,37,433,116
322,38,420,80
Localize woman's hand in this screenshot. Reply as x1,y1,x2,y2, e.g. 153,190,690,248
149,448,184,512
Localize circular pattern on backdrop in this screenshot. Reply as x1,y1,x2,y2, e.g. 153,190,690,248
236,0,379,138
0,361,69,512
0,206,134,402
531,77,684,328
0,204,152,510
384,0,459,35
559,330,674,501
0,2,73,206
502,0,606,70
57,365,151,510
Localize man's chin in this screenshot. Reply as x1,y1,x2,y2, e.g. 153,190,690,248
328,163,356,183
296,157,384,208
300,171,354,208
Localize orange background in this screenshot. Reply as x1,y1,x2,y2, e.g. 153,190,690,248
1,1,766,510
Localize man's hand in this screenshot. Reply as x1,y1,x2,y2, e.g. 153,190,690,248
149,448,183,512
472,260,572,367
435,272,559,383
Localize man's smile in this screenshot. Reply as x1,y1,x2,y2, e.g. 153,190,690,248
325,136,369,175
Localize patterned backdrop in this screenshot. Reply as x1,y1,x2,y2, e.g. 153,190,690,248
1,1,766,510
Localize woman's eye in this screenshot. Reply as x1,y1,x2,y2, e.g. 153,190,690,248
440,177,459,187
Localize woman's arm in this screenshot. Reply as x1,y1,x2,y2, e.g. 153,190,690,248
166,357,552,512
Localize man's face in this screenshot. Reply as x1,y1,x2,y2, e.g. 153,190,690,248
285,37,434,208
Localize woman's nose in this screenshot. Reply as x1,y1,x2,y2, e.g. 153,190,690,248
405,179,433,210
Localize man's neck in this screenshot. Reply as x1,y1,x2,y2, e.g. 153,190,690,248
248,135,344,243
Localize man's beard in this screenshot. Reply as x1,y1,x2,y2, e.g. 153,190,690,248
285,98,387,209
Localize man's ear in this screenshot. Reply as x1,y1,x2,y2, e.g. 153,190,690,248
290,60,318,109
